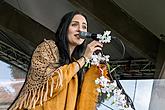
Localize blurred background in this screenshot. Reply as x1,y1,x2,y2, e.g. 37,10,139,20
0,0,165,109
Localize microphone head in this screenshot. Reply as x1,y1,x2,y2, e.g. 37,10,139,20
79,31,92,39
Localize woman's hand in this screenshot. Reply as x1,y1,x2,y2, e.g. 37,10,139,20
76,40,103,68
83,40,103,60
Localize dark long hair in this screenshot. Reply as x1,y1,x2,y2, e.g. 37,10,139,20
8,11,88,110
54,11,88,65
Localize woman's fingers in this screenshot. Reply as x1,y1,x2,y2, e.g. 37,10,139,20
87,41,103,52
88,41,103,48
92,46,102,52
83,40,103,59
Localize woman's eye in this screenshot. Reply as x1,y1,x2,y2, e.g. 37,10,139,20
71,23,78,26
82,25,87,29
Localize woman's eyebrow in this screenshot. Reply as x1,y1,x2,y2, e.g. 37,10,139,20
72,21,87,25
82,22,87,25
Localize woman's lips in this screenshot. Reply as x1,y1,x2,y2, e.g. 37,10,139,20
74,34,80,38
74,34,84,39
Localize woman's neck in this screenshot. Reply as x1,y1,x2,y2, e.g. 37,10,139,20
69,45,76,57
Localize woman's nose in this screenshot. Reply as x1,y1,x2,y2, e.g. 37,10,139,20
77,25,83,32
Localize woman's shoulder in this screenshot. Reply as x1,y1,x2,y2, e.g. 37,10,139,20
40,39,56,46
32,39,59,62
33,39,59,57
36,39,57,49
43,39,56,45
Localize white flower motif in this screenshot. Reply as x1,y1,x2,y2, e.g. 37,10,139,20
113,89,122,96
104,31,111,36
90,54,110,66
96,34,102,39
90,54,100,65
91,30,134,110
95,78,100,85
109,83,117,90
101,87,107,93
118,95,126,104
96,88,101,93
104,55,110,62
97,31,111,43
107,93,111,98
95,76,133,109
100,77,109,87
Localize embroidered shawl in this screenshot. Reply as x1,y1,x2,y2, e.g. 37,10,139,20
9,39,108,110
9,39,62,110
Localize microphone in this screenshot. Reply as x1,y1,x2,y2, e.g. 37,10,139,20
79,31,116,40
79,31,99,40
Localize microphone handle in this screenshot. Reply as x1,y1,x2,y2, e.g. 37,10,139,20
91,33,99,41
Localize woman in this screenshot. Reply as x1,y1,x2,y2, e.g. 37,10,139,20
8,11,105,110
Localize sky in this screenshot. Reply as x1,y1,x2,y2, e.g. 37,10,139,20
0,60,13,82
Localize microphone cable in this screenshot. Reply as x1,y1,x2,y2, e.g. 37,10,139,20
111,36,126,60
108,35,136,109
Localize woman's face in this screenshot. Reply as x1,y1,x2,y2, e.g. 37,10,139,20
67,14,87,47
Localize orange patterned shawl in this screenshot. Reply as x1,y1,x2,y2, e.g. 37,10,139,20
8,39,108,110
